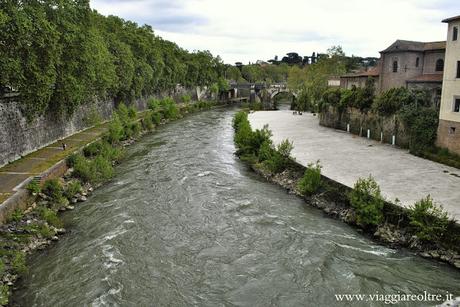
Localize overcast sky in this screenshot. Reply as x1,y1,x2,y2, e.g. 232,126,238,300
91,0,459,64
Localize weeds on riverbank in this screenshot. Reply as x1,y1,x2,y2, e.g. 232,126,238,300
297,161,322,196
349,176,385,227
233,110,293,173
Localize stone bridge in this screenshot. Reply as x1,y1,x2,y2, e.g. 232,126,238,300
226,82,298,108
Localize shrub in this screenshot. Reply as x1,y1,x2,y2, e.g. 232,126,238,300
298,161,322,195
72,155,92,183
399,105,439,154
408,195,450,242
83,141,104,158
263,139,293,173
10,209,24,223
26,180,41,194
92,156,114,183
349,176,384,227
258,140,275,162
64,180,82,199
161,98,179,119
233,111,248,131
0,284,8,306
151,112,162,125
142,112,154,130
181,94,191,103
66,153,80,168
11,251,27,275
129,121,141,137
148,98,161,112
38,206,63,228
128,106,137,119
106,114,124,144
42,179,64,201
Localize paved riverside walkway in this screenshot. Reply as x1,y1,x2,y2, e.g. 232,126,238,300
0,124,109,204
249,110,460,220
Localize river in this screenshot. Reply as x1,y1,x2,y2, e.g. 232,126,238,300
13,108,460,306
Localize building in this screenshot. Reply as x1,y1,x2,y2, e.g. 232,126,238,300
338,40,446,105
379,40,445,105
339,66,380,92
437,15,460,155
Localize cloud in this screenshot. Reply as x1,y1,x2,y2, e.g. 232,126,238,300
91,0,459,64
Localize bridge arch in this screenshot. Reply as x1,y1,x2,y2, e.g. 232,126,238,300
270,90,297,100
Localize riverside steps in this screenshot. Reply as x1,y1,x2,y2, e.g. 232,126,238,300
248,110,460,220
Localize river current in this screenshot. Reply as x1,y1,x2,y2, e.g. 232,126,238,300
13,108,460,306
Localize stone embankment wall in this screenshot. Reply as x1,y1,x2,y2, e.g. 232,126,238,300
0,86,208,167
319,106,410,148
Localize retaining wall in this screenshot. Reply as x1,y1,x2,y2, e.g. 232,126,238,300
319,106,410,148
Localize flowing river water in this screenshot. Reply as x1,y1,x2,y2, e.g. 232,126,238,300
13,108,460,306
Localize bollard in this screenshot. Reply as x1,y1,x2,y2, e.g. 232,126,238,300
367,129,370,139
380,132,383,142
392,135,396,146
347,124,350,133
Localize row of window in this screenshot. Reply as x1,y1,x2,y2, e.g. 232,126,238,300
392,59,444,72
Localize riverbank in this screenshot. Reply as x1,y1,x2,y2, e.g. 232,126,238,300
234,110,460,271
0,99,221,306
248,110,460,221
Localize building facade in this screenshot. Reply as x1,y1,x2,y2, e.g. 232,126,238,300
437,15,460,155
378,40,445,105
339,40,445,106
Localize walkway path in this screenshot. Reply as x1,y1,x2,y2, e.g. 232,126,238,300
249,110,460,220
0,124,109,204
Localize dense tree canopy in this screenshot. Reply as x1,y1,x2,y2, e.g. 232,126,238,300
0,0,226,119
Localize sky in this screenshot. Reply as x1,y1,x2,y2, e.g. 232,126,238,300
90,0,459,64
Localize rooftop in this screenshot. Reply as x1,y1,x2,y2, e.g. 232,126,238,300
442,15,460,23
380,40,446,53
341,66,380,78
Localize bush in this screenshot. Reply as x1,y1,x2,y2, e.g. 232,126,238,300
263,139,293,173
161,98,179,119
142,112,154,130
128,106,137,119
9,209,24,223
42,179,63,201
148,98,161,112
38,206,63,228
399,105,439,154
83,141,104,158
298,161,322,195
408,195,450,242
106,114,124,144
26,180,41,194
66,153,80,168
258,140,275,162
11,251,27,275
349,176,385,227
64,180,81,199
92,156,114,183
181,94,191,103
151,112,162,125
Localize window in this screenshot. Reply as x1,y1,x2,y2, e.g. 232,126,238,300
454,26,458,41
436,59,444,72
392,61,398,72
450,127,456,134
454,98,460,112
415,57,420,67
457,61,460,78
